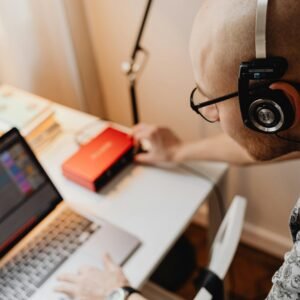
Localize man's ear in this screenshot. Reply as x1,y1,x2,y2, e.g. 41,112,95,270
270,82,300,127
201,105,220,122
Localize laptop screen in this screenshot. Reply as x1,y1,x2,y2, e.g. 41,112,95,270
0,128,62,256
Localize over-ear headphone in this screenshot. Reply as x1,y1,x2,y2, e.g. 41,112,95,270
238,0,295,134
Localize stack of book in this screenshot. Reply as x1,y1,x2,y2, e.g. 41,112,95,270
0,85,61,150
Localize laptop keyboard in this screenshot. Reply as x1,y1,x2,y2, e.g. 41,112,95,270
0,208,100,300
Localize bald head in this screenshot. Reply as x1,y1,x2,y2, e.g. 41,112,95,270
190,0,300,95
189,0,300,161
267,1,300,79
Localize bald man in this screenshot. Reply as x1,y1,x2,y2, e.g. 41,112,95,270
55,0,300,299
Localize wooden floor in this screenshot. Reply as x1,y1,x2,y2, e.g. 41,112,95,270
174,224,283,300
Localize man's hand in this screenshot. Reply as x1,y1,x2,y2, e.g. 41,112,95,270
133,123,182,166
54,254,129,300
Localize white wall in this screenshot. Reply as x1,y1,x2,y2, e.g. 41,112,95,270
0,0,99,113
83,0,213,140
84,0,299,257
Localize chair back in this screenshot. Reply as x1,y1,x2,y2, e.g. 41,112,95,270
194,196,247,300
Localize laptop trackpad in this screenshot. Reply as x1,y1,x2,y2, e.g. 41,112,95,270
29,224,140,300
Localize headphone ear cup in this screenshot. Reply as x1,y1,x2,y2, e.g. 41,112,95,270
248,88,295,133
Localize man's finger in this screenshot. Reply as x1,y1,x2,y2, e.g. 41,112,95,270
57,273,78,283
134,153,156,164
133,130,154,142
54,283,77,298
132,123,155,134
103,253,118,271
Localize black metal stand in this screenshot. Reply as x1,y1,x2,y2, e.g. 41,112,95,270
122,0,153,124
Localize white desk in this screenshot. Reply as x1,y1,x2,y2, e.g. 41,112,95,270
38,104,228,289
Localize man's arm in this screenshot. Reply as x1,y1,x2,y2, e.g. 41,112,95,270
173,133,300,165
133,124,300,166
173,134,300,165
172,133,255,165
133,124,254,166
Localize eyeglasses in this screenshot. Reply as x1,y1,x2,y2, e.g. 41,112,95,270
190,81,300,123
190,87,239,123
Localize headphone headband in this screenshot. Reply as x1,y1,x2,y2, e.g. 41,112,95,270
255,0,269,58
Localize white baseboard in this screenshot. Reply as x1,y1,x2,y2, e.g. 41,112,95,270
193,209,292,258
241,222,292,258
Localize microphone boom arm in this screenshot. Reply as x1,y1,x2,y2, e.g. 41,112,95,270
122,0,153,124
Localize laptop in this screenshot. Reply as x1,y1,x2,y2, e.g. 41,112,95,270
0,128,140,300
